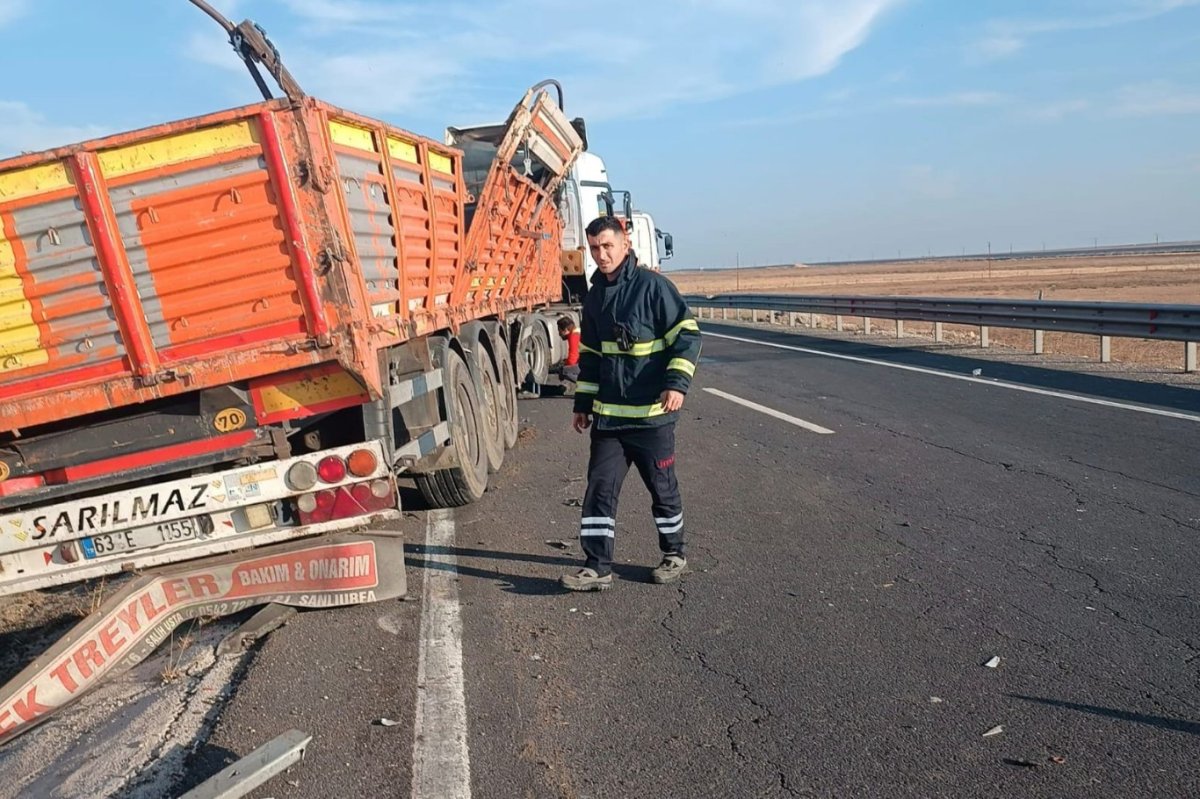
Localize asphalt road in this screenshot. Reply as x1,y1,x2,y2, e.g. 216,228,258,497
179,322,1198,798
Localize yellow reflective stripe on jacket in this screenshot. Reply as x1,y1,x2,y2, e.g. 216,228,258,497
667,358,696,376
576,381,600,394
664,318,700,345
600,339,666,356
580,343,602,356
593,401,667,418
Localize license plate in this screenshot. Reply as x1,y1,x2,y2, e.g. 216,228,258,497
81,517,201,559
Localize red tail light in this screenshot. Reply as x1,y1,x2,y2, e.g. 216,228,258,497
317,456,346,483
297,481,397,526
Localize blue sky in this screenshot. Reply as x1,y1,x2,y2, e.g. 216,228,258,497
0,0,1197,268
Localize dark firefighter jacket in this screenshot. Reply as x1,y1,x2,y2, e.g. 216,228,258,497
572,253,701,430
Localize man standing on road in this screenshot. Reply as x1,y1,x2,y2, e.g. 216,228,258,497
562,217,701,591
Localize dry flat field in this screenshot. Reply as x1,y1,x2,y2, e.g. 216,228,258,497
668,253,1200,370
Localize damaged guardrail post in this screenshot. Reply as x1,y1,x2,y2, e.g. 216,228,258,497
179,729,312,799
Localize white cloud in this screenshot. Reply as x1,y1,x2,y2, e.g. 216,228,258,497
188,0,904,121
0,0,26,26
0,101,109,157
1028,98,1092,120
968,0,1200,63
1113,81,1200,116
893,91,1007,108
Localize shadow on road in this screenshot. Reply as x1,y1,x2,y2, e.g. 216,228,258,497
1009,694,1200,736
404,544,657,595
703,322,1200,415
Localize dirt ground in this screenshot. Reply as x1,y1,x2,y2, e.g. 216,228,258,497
668,254,1200,370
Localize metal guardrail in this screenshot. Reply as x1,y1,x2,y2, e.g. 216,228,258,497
683,293,1200,372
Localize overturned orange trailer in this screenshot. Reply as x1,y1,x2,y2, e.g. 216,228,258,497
0,35,583,595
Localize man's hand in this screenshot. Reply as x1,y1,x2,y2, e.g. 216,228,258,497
573,412,592,433
660,389,685,413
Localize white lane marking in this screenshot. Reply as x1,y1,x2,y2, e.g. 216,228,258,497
704,331,1200,424
412,509,472,799
703,387,835,434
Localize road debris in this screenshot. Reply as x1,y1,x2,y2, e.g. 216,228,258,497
929,697,944,704
544,540,574,550
1050,755,1067,765
179,729,310,799
216,603,297,657
562,498,584,507
971,368,983,376
984,655,1002,668
376,718,402,727
982,725,1004,738
1003,758,1039,769
0,533,407,747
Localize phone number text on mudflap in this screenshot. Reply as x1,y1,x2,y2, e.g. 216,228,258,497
30,485,209,540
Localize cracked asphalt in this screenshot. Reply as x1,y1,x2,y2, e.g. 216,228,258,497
186,323,1199,798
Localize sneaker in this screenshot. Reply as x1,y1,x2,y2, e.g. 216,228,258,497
560,568,613,592
651,555,687,584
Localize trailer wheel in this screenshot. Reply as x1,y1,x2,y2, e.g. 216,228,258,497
529,321,552,384
472,344,506,474
416,347,489,507
494,333,519,449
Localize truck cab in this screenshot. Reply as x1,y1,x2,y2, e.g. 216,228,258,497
629,210,674,272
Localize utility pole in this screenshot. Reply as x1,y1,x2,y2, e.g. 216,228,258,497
735,251,740,291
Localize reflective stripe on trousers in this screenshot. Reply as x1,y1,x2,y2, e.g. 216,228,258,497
579,424,684,575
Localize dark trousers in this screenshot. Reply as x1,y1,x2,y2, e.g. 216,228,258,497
552,364,581,383
579,424,684,576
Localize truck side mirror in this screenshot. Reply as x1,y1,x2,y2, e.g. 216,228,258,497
662,232,674,260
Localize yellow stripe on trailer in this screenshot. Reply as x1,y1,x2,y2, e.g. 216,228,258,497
0,225,48,372
428,151,454,175
0,162,73,203
328,120,378,152
386,136,419,164
99,120,261,177
256,367,369,415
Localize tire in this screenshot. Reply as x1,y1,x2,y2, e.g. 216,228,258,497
494,333,519,449
472,343,506,474
415,346,489,507
529,321,552,384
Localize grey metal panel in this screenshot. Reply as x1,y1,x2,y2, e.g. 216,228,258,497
8,198,126,369
337,152,398,305
107,157,265,205
388,369,443,407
